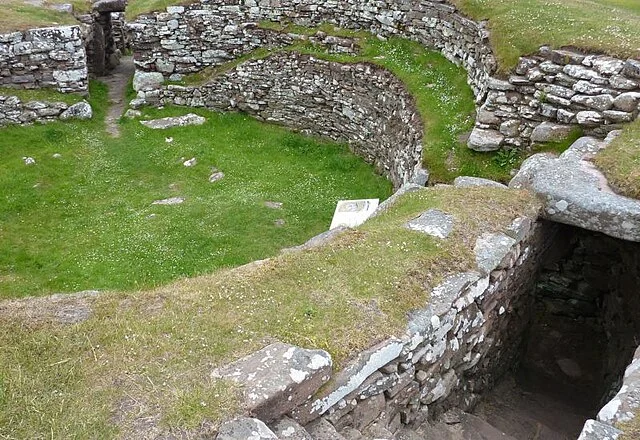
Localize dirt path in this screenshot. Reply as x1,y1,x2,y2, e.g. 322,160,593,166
103,56,135,137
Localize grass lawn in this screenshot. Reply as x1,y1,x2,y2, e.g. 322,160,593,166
452,0,640,71
0,81,392,298
0,186,539,438
594,120,640,199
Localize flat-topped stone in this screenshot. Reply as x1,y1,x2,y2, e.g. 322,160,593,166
212,343,332,423
140,113,206,130
510,133,640,242
407,209,455,239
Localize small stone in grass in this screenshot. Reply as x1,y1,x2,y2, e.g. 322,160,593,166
152,197,185,206
23,157,36,165
165,137,173,143
264,201,283,209
52,153,62,159
274,219,286,227
209,171,225,183
183,158,197,167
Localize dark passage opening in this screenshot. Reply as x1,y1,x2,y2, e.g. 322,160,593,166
474,224,640,439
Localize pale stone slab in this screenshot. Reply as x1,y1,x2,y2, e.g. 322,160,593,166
140,113,206,129
212,343,332,423
577,420,621,440
329,199,379,230
407,209,455,239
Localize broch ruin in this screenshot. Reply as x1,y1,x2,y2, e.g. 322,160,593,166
1,0,640,439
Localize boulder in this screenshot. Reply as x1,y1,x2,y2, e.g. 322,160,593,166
467,128,504,152
577,420,621,440
530,122,574,143
132,70,164,92
510,133,640,242
60,101,92,120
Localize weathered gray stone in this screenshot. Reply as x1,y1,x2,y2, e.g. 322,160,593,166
577,420,621,440
212,343,332,422
467,128,504,152
597,346,640,425
152,197,184,206
510,134,640,242
453,176,507,189
474,233,517,274
217,418,278,440
60,101,92,120
613,92,640,112
270,417,314,440
305,418,346,440
407,209,455,239
140,113,206,129
622,59,640,79
132,70,164,92
92,0,127,13
530,122,574,143
209,171,225,183
576,111,604,126
571,94,614,111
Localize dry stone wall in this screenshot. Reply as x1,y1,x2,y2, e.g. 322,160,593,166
134,52,424,188
129,0,640,150
0,95,92,126
0,25,88,94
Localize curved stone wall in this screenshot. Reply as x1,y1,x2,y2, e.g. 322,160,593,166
135,52,424,188
130,0,640,151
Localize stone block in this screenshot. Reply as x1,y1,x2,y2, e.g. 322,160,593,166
212,343,332,422
467,128,504,152
530,122,574,143
217,418,279,440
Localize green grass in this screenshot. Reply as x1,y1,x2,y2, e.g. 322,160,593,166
0,86,83,105
452,0,640,71
594,120,640,199
0,186,539,438
0,81,392,298
0,0,86,33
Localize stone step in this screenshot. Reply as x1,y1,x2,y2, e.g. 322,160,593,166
399,412,518,440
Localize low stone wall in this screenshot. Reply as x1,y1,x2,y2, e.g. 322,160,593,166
474,49,640,150
134,52,424,188
129,0,495,99
0,25,89,94
129,0,640,150
0,95,92,126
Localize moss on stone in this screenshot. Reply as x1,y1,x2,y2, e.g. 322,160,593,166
594,120,640,200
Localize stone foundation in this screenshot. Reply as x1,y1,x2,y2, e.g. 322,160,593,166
0,95,92,126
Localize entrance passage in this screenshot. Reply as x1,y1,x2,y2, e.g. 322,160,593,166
474,225,640,439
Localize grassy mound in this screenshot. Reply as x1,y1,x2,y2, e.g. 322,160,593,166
0,82,392,298
594,120,640,200
0,0,87,33
0,186,539,438
452,0,640,71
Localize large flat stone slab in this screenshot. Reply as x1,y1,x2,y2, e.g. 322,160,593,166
510,132,640,242
407,209,455,239
140,113,206,129
212,343,332,423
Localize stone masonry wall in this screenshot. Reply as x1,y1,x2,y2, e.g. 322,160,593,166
135,52,424,188
0,25,89,94
285,216,552,433
129,0,640,150
0,95,92,127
